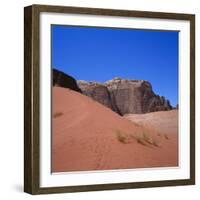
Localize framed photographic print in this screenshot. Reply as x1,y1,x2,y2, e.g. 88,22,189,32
24,4,195,194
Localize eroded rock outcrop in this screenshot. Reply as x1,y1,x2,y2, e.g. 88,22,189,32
77,81,121,114
105,78,172,114
78,77,172,115
53,69,81,93
53,69,172,115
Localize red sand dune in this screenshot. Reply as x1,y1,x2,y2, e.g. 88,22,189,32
52,87,178,173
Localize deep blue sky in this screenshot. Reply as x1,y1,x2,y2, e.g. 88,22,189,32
52,25,178,107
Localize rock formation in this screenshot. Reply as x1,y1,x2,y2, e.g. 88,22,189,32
78,77,172,115
53,69,81,93
77,81,121,114
53,69,172,115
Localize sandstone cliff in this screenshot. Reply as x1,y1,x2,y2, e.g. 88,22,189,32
53,69,172,115
78,77,172,115
77,81,121,114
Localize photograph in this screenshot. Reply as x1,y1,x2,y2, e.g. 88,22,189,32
52,25,179,173
24,5,195,194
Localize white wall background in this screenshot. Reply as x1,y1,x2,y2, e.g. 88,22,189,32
0,0,199,199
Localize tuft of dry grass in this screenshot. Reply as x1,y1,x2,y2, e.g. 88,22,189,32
53,112,63,118
143,132,153,145
152,140,159,147
116,130,129,144
157,132,161,137
136,138,147,146
157,132,169,141
115,129,160,147
135,131,159,147
164,134,169,140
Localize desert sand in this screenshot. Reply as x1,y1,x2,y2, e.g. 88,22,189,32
124,110,178,135
52,86,178,173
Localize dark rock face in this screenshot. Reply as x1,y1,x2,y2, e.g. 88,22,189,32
53,69,81,93
78,77,172,115
53,69,172,115
77,81,121,114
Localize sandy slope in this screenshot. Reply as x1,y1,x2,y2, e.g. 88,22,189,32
52,87,178,172
124,110,178,135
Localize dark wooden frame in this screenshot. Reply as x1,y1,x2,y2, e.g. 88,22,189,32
24,4,195,195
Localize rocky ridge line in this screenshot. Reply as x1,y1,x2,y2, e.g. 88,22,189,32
53,69,172,115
